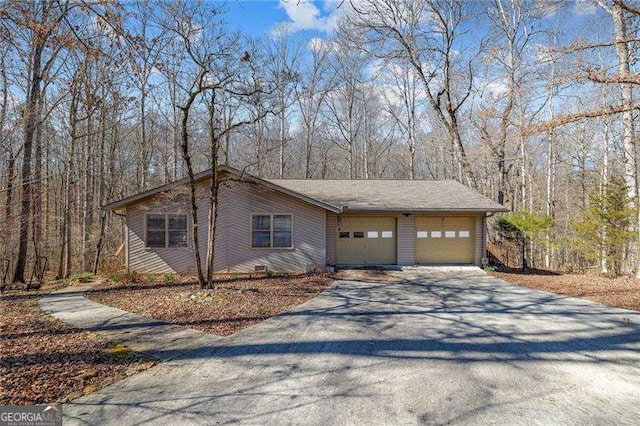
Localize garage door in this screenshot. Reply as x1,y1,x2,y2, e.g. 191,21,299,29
336,217,397,265
415,217,475,264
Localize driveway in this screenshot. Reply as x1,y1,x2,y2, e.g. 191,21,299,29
64,268,640,425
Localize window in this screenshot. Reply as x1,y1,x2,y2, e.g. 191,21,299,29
168,215,188,247
445,231,456,238
431,231,442,238
381,231,393,238
416,231,428,239
146,213,188,248
251,214,293,248
353,231,364,238
339,231,350,238
459,231,470,238
367,231,379,238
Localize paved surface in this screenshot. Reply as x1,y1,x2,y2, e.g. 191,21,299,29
54,269,640,425
41,283,218,361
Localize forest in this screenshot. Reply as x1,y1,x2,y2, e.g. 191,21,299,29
1,0,639,284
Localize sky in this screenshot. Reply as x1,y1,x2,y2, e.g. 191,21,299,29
219,0,599,39
223,0,344,37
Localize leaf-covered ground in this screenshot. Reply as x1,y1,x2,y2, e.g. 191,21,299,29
490,269,640,311
0,285,156,405
85,274,334,336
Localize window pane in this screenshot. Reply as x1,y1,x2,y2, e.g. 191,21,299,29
353,231,364,238
381,231,393,238
367,231,378,238
339,232,350,238
252,231,271,248
168,230,188,248
459,231,470,238
416,231,428,238
147,214,165,230
273,231,292,248
445,231,456,238
431,231,442,238
147,230,166,248
168,215,187,230
252,215,271,231
273,215,291,232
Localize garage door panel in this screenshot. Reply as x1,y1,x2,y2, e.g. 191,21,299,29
415,216,475,264
337,217,396,265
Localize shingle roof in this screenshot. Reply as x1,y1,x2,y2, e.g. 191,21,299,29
103,165,508,213
266,179,508,212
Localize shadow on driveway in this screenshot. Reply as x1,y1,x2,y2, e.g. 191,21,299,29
63,271,640,425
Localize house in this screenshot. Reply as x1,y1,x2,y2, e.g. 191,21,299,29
103,166,508,274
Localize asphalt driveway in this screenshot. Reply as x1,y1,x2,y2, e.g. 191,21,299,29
64,268,640,425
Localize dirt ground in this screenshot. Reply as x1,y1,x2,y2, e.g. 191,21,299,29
85,273,334,336
490,269,640,312
0,283,155,405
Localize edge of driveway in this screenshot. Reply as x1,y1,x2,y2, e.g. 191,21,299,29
40,282,219,361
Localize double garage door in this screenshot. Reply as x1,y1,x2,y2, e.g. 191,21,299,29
336,216,475,265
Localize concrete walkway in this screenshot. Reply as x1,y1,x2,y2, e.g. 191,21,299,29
40,282,217,361
48,270,640,425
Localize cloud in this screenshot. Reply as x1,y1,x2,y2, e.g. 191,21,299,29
280,0,328,31
484,82,509,100
274,0,346,35
308,37,325,52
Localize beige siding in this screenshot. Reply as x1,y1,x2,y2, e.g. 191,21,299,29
218,182,326,273
126,178,327,274
126,184,213,274
326,212,337,266
397,215,415,265
475,215,485,266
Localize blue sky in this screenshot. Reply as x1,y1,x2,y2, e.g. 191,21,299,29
223,0,343,37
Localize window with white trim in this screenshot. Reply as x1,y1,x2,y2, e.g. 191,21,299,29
445,231,456,238
146,213,188,248
459,231,470,238
367,231,379,238
251,214,293,248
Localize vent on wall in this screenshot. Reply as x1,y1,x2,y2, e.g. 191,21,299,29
254,265,268,272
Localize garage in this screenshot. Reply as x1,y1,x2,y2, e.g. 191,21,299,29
415,216,475,264
336,217,396,265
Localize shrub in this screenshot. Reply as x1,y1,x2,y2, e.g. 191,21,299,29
495,211,553,271
162,273,176,284
111,271,139,283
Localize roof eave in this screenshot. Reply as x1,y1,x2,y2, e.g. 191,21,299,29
341,207,510,213
101,166,342,214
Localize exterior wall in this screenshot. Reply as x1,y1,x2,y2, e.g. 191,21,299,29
475,215,487,266
125,178,326,274
126,184,212,274
217,181,326,273
326,212,338,266
397,215,415,265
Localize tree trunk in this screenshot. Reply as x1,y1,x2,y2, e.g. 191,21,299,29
611,2,640,277
180,95,205,287
13,43,44,283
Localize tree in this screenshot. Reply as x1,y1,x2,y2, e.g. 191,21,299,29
572,175,635,275
495,212,553,271
162,2,277,288
346,0,481,187
3,0,76,283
